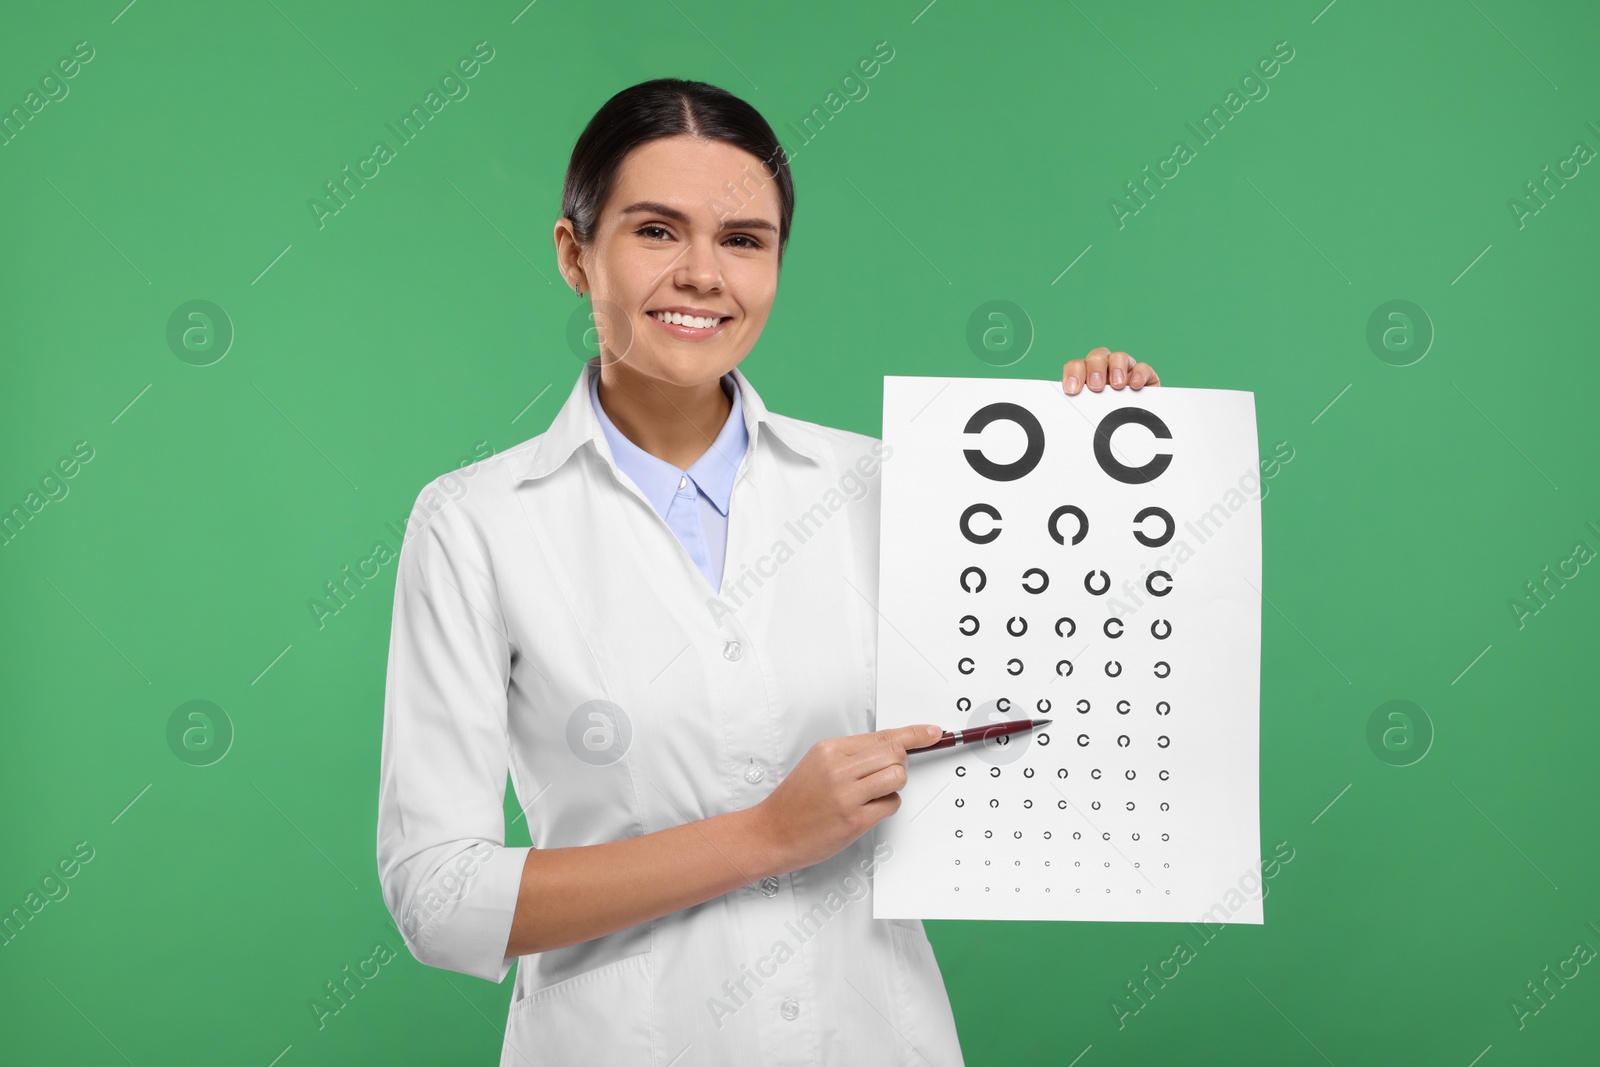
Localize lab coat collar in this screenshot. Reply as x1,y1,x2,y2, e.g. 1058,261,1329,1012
513,356,829,484
588,363,747,519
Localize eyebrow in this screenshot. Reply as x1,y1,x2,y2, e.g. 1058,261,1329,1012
618,200,778,235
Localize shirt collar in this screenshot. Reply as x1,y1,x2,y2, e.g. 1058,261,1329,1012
512,356,829,484
588,362,747,518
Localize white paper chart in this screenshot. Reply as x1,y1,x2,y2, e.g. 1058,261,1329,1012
872,377,1263,924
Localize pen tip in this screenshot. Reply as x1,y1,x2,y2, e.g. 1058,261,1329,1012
1035,718,1052,727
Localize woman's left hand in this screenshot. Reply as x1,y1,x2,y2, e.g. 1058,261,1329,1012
1062,347,1160,395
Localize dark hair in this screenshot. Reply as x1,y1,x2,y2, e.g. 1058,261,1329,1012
561,78,796,264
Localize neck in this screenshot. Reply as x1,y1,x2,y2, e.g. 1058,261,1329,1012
595,360,733,470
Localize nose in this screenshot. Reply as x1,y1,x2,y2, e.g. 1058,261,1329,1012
673,234,725,293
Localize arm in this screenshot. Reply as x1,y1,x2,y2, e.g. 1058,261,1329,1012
503,724,940,957
378,482,531,984
503,804,784,957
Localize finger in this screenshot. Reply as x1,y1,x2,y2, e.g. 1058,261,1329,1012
861,789,904,824
1128,361,1152,389
852,724,939,757
892,724,942,749
859,761,909,802
845,728,932,786
1108,351,1137,389
1062,358,1087,395
1084,348,1109,392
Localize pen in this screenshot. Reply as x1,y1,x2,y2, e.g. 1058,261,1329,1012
904,716,1052,754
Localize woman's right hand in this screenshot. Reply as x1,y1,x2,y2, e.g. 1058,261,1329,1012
751,723,943,874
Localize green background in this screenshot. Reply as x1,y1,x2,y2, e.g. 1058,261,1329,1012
2,0,1596,1063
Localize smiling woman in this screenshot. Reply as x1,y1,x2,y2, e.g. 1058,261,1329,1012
375,76,1159,1067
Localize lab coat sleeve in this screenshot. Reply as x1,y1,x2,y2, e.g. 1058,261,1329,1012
376,479,531,984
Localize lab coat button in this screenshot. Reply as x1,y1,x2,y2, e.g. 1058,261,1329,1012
759,876,780,896
744,763,765,783
677,475,688,489
723,640,742,661
780,998,800,1020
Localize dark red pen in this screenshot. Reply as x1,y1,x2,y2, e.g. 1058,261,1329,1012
905,716,1052,754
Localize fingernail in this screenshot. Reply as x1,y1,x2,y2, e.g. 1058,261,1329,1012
1111,368,1125,386
927,725,942,739
1089,371,1103,389
1066,375,1080,392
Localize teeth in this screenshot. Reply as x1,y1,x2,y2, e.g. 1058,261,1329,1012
650,311,723,330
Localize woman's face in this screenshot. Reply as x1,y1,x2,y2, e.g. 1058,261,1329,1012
556,135,784,389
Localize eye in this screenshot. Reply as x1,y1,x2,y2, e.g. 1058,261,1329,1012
635,224,673,241
725,234,762,250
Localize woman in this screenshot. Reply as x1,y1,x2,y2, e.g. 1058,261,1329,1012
376,77,1159,1067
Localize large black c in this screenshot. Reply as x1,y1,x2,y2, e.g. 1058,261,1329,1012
1093,407,1173,484
963,402,1045,482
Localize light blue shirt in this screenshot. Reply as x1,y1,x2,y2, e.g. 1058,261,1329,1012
588,364,748,593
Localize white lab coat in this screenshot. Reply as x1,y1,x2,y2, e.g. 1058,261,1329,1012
377,356,965,1066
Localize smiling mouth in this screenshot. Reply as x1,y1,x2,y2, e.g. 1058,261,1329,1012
645,311,732,339
646,310,731,327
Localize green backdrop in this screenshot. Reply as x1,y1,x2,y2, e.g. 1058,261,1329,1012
3,0,1596,1063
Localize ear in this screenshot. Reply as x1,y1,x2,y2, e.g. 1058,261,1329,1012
553,217,589,295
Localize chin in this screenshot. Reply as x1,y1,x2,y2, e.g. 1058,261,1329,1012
634,345,742,386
